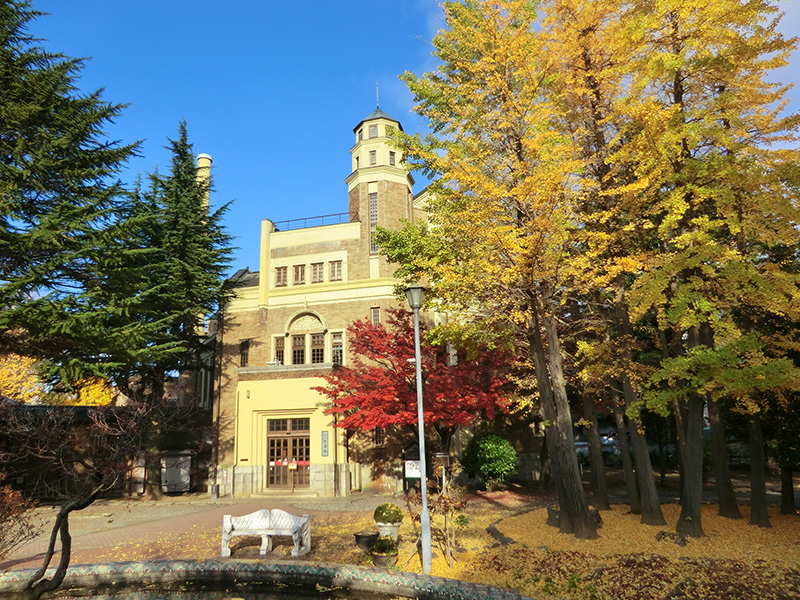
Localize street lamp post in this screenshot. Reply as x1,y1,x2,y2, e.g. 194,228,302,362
405,285,432,574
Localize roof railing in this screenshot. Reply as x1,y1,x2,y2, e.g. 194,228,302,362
272,211,359,232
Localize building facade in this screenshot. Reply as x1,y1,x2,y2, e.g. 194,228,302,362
212,108,427,497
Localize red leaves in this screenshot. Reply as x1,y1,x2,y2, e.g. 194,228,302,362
314,308,511,433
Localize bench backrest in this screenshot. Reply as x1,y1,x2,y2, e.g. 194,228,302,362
230,509,272,530
269,509,304,530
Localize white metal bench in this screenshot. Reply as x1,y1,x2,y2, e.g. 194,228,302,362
220,508,311,558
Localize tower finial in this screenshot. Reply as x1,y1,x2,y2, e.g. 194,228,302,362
376,82,380,109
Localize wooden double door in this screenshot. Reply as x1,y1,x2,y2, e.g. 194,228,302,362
267,418,310,488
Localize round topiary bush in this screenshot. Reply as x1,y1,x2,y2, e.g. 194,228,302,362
463,433,517,491
373,502,403,524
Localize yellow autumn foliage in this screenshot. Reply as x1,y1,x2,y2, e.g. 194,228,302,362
0,353,45,403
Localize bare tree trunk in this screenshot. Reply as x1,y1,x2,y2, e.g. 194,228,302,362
707,397,741,519
748,415,771,528
611,392,640,513
780,466,796,515
583,396,610,510
21,490,100,600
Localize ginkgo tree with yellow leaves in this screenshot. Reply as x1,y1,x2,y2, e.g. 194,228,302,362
385,0,601,539
381,0,800,541
0,353,114,406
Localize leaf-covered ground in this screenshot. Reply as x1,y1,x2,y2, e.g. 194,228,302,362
69,491,800,600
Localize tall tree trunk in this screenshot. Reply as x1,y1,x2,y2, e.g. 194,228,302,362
143,374,165,500
583,396,610,510
529,317,563,510
659,329,688,501
628,413,666,526
676,393,705,537
611,391,640,514
748,415,771,528
780,466,796,515
528,291,597,539
613,283,664,525
707,397,741,518
540,296,598,539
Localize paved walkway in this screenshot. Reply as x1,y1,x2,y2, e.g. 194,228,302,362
0,491,394,572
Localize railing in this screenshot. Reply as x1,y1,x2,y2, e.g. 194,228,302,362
273,212,359,232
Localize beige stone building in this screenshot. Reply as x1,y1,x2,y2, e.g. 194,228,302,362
212,108,428,497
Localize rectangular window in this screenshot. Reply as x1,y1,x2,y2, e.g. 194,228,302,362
269,418,288,432
371,307,380,326
275,266,287,287
292,335,305,365
358,129,363,142
369,192,378,253
332,332,343,365
311,262,324,283
291,417,310,432
294,264,305,285
389,151,395,166
274,337,284,365
239,340,250,368
311,333,324,364
355,156,359,169
329,260,342,281
369,150,376,165
373,427,385,446
369,124,378,138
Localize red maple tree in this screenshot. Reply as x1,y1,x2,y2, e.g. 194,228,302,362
314,308,511,449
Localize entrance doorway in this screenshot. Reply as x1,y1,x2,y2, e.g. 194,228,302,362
267,418,310,488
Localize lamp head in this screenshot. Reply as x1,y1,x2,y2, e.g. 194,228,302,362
404,285,425,310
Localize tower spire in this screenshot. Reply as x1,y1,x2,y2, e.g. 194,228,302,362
376,82,379,109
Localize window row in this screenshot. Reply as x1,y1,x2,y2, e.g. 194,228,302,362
274,332,344,366
275,261,342,287
357,123,395,142
358,150,396,169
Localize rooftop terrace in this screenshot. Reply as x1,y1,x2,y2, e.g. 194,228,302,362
272,211,358,232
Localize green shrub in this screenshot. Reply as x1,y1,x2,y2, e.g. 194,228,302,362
370,536,399,555
373,502,403,523
463,433,517,491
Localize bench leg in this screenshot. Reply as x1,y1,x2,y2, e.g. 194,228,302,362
259,535,272,555
221,532,232,557
292,525,311,558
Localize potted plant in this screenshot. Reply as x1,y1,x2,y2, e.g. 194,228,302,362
353,530,379,552
373,502,403,540
369,535,399,568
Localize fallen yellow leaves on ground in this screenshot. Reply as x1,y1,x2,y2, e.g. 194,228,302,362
70,494,800,600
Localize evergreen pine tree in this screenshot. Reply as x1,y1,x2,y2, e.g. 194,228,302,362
114,121,234,498
0,0,139,376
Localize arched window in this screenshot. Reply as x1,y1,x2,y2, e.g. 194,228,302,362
288,314,325,365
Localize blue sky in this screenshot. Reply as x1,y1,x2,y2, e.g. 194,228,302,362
31,1,800,274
